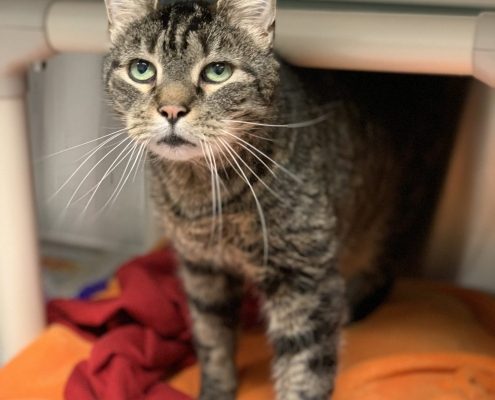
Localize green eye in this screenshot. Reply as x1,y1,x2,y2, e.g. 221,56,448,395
129,59,156,83
202,62,233,84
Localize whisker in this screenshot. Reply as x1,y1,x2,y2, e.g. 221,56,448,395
242,131,276,142
220,129,302,184
63,136,134,212
73,138,138,206
37,127,128,163
48,135,129,202
82,139,141,216
208,143,223,247
217,137,284,203
201,139,217,242
106,140,146,210
220,130,277,178
217,139,269,264
133,139,150,183
222,114,328,129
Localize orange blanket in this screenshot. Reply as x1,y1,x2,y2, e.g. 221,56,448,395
1,280,495,400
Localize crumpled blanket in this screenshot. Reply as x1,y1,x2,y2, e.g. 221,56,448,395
48,248,195,399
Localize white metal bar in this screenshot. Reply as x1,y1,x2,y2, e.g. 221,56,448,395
0,75,45,365
330,0,495,8
45,1,110,54
276,9,477,75
43,2,482,78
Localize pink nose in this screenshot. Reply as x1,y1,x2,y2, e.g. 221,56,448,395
158,105,189,123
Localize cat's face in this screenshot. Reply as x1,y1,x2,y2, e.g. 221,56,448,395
103,0,279,161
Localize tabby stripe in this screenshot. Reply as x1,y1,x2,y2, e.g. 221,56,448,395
183,261,218,276
271,324,328,357
189,296,240,318
167,2,196,52
296,392,328,400
104,60,121,86
189,296,240,328
181,12,210,51
260,268,318,296
308,353,336,375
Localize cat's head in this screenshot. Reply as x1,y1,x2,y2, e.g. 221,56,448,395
103,0,279,161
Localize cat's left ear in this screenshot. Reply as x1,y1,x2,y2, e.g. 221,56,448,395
217,0,276,49
104,0,160,41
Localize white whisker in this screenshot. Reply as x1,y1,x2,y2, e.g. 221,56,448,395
37,127,128,163
73,138,138,207
48,135,130,202
63,136,134,213
218,138,269,264
208,143,223,247
106,141,146,210
220,129,302,184
223,114,328,129
220,130,277,178
201,139,218,242
83,139,141,216
218,137,283,203
133,139,150,183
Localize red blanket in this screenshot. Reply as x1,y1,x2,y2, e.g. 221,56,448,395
48,249,195,400
48,248,259,400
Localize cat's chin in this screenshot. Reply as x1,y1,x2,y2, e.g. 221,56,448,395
148,141,205,162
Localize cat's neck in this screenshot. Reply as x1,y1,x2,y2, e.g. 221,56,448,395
148,135,279,208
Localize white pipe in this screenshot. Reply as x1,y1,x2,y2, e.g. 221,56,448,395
46,0,110,54
276,9,477,76
43,1,481,77
0,75,45,365
341,0,495,8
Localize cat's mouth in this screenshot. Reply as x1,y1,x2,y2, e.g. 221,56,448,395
157,133,195,148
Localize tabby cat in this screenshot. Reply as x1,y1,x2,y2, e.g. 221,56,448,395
102,0,463,398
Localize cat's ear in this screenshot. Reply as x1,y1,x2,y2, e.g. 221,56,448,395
217,0,276,49
104,0,159,41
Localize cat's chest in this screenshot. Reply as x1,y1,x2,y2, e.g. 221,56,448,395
160,207,262,270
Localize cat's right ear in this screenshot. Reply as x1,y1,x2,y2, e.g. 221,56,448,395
104,0,159,42
216,0,277,49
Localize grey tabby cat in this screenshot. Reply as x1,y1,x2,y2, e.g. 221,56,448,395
102,0,463,398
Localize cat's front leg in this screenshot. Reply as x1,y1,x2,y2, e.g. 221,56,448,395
180,259,243,400
261,265,346,400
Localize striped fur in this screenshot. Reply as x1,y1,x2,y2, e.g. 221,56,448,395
103,0,461,398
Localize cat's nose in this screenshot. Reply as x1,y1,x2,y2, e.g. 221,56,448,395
158,105,189,123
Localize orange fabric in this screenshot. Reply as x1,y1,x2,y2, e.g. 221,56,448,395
0,324,91,400
168,281,495,399
1,280,495,400
334,353,495,400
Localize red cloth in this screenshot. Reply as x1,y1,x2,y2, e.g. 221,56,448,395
48,248,259,400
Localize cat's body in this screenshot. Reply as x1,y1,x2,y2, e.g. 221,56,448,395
102,0,464,398
148,65,398,399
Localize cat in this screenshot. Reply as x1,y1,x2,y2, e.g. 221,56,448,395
102,0,464,398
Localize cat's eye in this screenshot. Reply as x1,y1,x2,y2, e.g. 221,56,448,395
128,59,157,83
201,62,233,84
